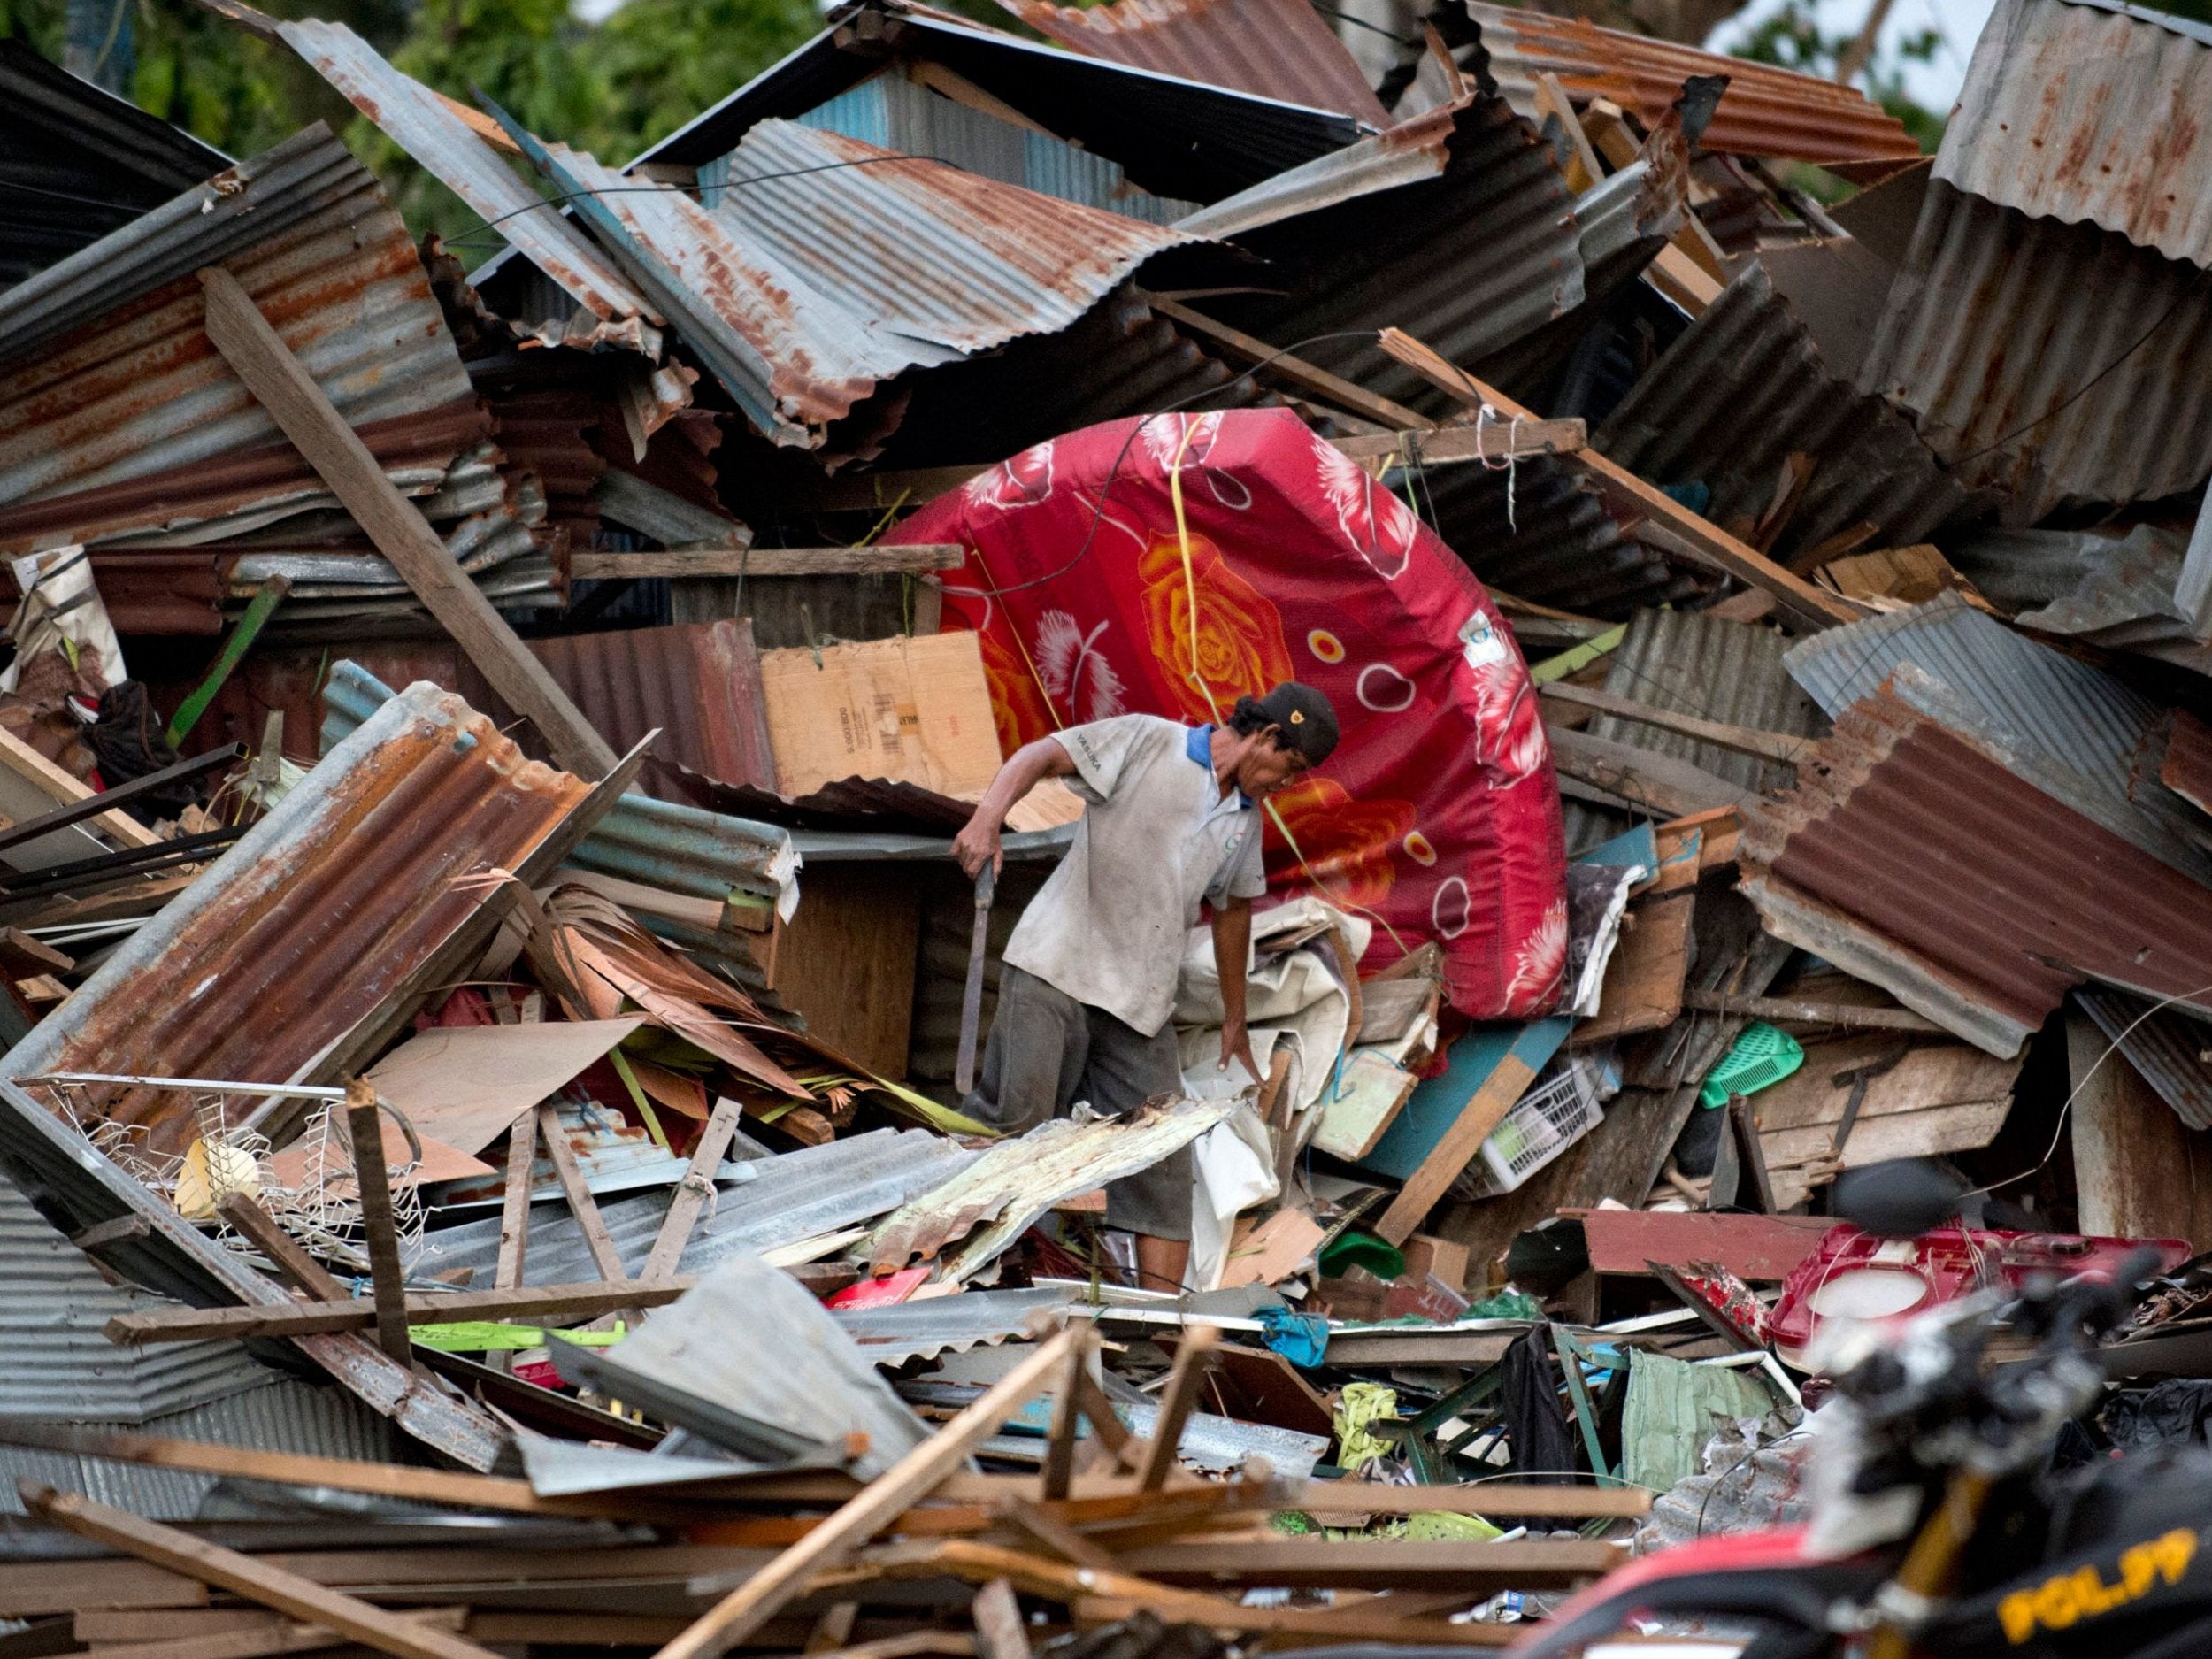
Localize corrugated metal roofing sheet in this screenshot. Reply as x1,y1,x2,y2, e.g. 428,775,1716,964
995,0,1389,126
280,20,661,352
709,119,1206,357
1198,92,1586,410
835,1284,1079,1363
628,0,1362,202
1741,684,2212,1056
1595,263,1976,565
1583,607,1824,795
1856,180,2212,517
0,130,484,546
411,1128,979,1285
2162,707,2212,817
1460,1,1923,171
1937,0,2212,269
1,681,595,1157
0,39,228,290
320,657,802,918
2074,984,2212,1131
1783,593,2212,881
0,1378,398,1519
765,68,1199,224
1421,450,1690,618
0,1178,272,1425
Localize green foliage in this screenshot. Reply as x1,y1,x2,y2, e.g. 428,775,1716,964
4,0,818,263
1729,0,1947,156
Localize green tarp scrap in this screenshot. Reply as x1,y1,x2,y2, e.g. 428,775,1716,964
1621,1348,1777,1493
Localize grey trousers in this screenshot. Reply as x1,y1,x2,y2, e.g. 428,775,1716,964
963,964,1194,1242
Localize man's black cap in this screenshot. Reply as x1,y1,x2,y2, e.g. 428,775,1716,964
1256,681,1340,766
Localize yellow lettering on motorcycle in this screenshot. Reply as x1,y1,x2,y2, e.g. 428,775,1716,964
1997,1531,2201,1643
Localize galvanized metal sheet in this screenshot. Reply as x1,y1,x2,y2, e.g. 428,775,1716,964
835,1284,1079,1364
411,1128,979,1286
280,19,660,347
997,0,1390,126
0,1178,271,1425
1783,593,2212,883
1596,262,1976,565
1459,1,1922,170
710,119,1206,357
629,2,1362,204
1584,607,1824,795
1856,180,2212,517
1938,0,2212,269
0,131,483,545
2,681,594,1157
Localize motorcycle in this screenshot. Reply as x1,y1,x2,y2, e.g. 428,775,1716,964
1513,1163,2212,1659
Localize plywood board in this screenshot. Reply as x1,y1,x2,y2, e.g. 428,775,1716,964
1745,1034,2020,1174
1310,1049,1418,1161
1217,1209,1323,1289
760,633,1005,800
364,1018,645,1156
768,864,924,1079
2069,1010,2212,1248
1571,888,1694,1045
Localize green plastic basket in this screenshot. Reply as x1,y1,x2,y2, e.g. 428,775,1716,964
1698,1021,1804,1108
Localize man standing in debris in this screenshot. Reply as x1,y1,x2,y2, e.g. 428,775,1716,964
951,684,1340,1293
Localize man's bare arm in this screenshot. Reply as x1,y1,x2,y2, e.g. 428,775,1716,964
1212,895,1257,1080
951,738,1078,878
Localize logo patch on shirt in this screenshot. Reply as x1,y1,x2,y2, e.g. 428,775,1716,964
1460,611,1508,670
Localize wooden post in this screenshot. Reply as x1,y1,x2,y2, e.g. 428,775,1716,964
639,1094,746,1285
536,1099,629,1286
21,1486,507,1659
1136,1324,1217,1492
1038,1328,1088,1503
651,1329,1082,1659
495,1112,536,1292
196,265,619,780
344,1083,412,1367
969,1580,1028,1659
216,1196,346,1302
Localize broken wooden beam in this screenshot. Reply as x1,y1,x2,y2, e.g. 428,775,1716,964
105,1277,699,1344
1679,990,1944,1033
1373,329,1859,634
197,265,620,780
1539,681,1811,765
1137,291,1429,429
19,1486,506,1659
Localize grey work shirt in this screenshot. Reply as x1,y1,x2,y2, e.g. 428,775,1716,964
1002,714,1267,1037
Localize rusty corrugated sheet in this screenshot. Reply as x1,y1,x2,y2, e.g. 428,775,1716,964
0,682,595,1157
2162,708,2212,817
487,387,606,534
2074,984,2212,1131
279,19,661,352
1459,1,1922,171
0,131,485,545
1937,0,2212,270
528,622,778,795
1595,263,1977,564
711,119,1209,359
1857,180,2212,517
1740,686,2212,1058
995,0,1389,126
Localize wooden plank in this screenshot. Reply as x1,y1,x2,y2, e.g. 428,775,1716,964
77,1613,281,1644
1545,727,1754,819
1539,682,1810,765
1679,990,1941,1033
1135,1324,1217,1492
640,1092,746,1285
196,265,619,780
572,547,964,580
20,1488,506,1659
1038,1327,1091,1503
1116,1536,1619,1590
1375,1048,1544,1245
1137,292,1430,430
106,1277,697,1343
86,1612,464,1659
1373,330,1857,633
2068,1010,2212,1248
0,1558,204,1617
990,1500,1118,1575
342,1086,412,1366
1572,889,1697,1047
1328,419,1586,464
969,1581,1028,1659
0,725,162,849
494,1110,534,1293
216,1195,346,1302
652,1328,1084,1659
536,1096,629,1286
764,864,922,1079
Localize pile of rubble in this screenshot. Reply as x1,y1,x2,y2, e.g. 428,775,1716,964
6,0,2212,1651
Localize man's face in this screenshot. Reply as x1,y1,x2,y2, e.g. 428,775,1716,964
1234,732,1310,800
